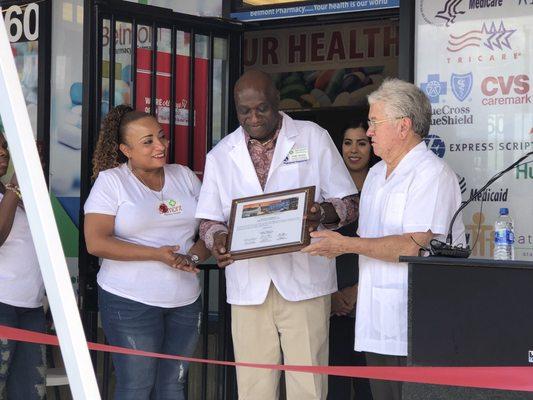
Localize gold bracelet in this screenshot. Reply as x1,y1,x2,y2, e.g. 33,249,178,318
4,184,22,200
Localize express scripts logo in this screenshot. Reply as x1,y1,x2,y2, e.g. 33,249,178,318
424,134,447,158
480,74,531,106
425,133,533,156
446,21,521,65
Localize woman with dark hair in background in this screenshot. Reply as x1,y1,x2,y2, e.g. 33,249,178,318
0,129,46,400
328,118,379,400
84,105,209,400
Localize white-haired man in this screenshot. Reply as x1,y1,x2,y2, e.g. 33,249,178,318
303,78,465,400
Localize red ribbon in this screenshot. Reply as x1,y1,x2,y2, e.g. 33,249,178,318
1,324,532,392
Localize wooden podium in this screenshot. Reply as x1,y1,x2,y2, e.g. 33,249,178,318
400,256,533,400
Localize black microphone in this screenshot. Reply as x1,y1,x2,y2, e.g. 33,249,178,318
431,150,533,258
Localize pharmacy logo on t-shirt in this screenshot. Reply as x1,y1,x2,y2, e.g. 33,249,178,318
162,199,182,215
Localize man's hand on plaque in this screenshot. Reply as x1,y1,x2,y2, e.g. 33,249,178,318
212,231,233,268
307,202,323,232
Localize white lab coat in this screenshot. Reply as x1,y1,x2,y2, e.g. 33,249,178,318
196,112,357,305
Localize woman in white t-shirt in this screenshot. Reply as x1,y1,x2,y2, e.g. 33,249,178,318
84,105,209,400
0,131,46,400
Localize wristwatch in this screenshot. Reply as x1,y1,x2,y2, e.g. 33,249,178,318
188,254,200,265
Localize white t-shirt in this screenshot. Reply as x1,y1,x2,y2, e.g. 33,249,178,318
84,163,202,307
355,142,465,356
0,194,45,308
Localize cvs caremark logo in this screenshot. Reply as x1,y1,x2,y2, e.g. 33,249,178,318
481,75,529,96
480,75,531,106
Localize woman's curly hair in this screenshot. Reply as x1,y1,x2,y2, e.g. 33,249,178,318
92,105,149,180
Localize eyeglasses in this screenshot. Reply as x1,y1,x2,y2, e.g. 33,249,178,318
367,116,405,128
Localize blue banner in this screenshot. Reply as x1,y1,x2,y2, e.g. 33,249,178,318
231,0,400,22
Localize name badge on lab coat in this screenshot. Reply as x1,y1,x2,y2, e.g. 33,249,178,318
283,147,309,164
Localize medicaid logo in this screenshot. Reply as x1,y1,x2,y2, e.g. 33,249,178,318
459,174,509,202
420,73,472,103
424,133,446,158
456,174,467,194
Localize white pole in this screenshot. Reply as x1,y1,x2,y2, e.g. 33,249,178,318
0,9,101,400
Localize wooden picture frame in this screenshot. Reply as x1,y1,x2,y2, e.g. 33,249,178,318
226,186,316,260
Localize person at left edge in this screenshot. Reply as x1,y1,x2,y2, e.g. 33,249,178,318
195,69,358,400
84,105,210,400
0,130,46,400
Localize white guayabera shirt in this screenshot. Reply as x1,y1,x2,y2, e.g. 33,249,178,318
355,141,465,356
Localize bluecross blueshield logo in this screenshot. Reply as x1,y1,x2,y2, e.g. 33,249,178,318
451,72,473,101
424,134,446,158
420,74,447,104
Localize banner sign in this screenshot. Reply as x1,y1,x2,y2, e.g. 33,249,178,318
244,20,399,109
415,0,533,260
231,0,399,22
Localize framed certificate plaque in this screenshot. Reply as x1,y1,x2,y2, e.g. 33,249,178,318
226,186,316,260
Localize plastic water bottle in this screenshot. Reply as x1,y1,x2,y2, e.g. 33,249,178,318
494,208,515,260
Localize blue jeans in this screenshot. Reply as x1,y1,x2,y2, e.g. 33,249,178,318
99,287,202,400
0,301,46,400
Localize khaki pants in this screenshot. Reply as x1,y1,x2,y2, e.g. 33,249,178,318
231,283,331,400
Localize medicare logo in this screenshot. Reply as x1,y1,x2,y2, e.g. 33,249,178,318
421,74,447,104
451,72,473,101
468,0,503,9
424,134,446,158
447,21,516,53
435,0,465,26
420,0,466,27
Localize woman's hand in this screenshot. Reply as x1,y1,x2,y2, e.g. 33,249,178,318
331,285,358,316
340,284,358,312
331,291,349,316
172,253,200,274
154,245,200,274
154,245,182,267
